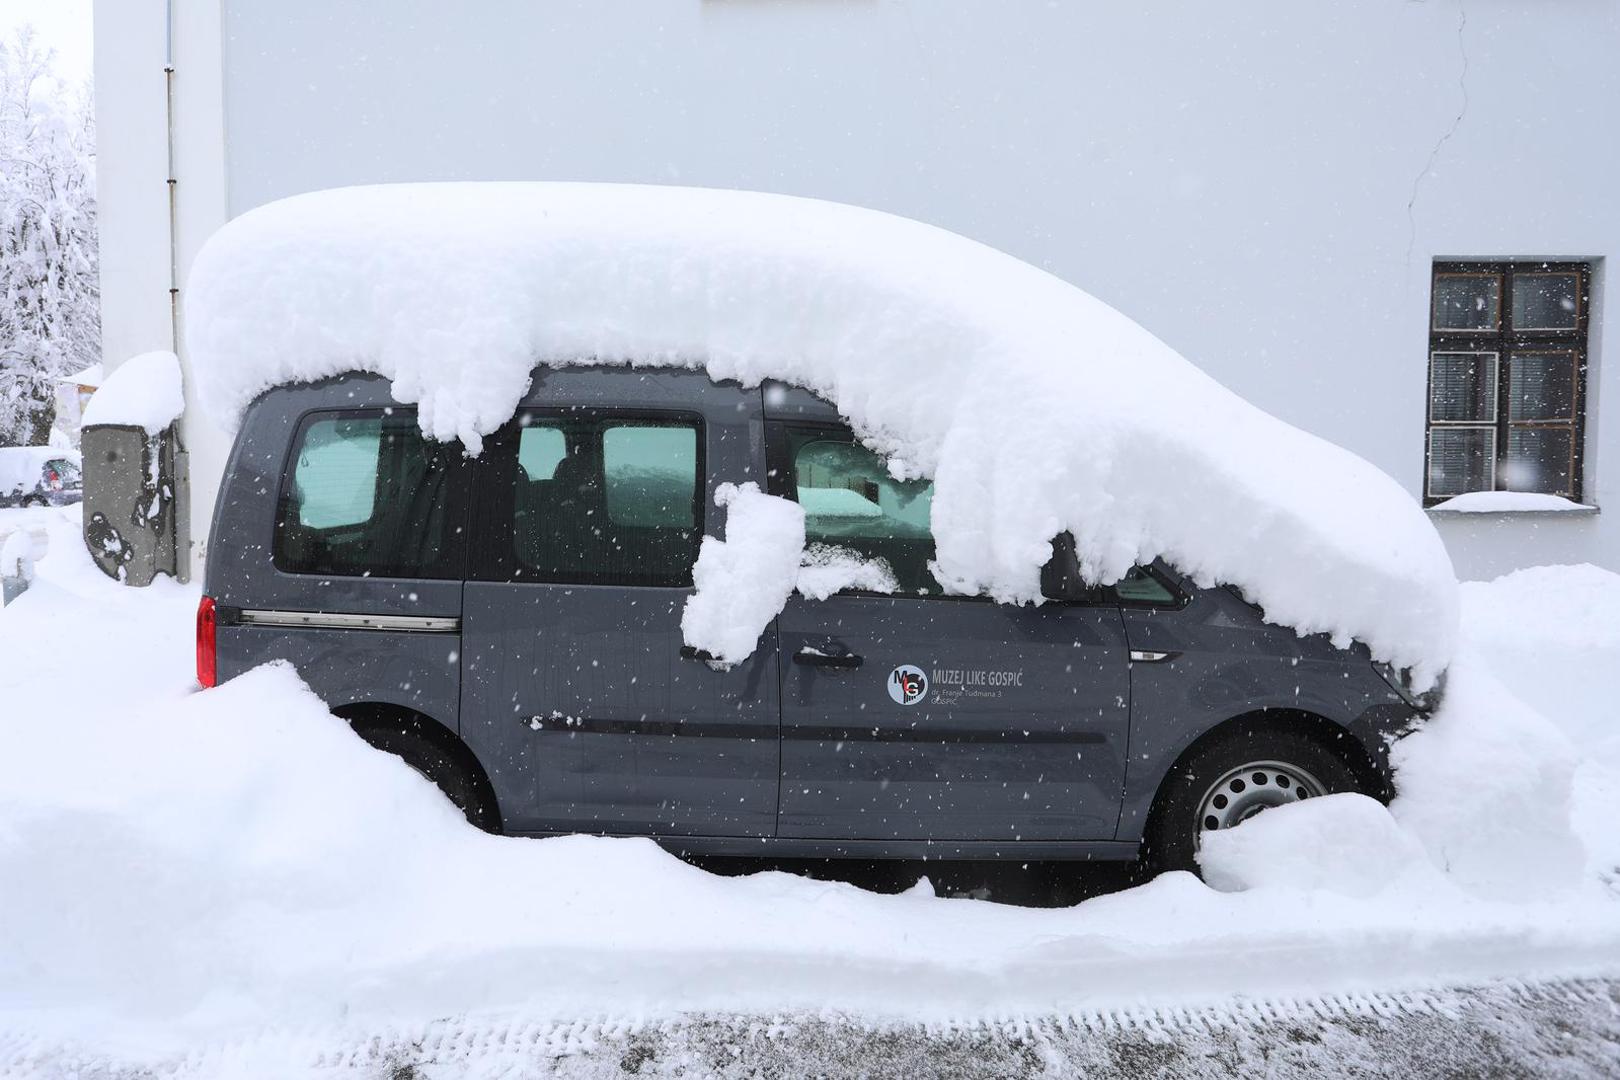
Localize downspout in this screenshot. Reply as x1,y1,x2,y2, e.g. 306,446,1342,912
165,0,179,351
165,0,191,582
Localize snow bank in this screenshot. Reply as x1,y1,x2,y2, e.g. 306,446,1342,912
680,482,804,665
0,530,1616,1054
80,350,185,434
1200,794,1433,898
1451,564,1620,885
1391,655,1585,899
186,183,1457,682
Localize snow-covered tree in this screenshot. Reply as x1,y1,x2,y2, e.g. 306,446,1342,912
0,26,99,447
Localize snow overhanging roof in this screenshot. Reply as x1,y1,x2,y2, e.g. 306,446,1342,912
186,182,1458,682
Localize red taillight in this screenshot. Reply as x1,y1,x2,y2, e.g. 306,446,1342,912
196,595,217,688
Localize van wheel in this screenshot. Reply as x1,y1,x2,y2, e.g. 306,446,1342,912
1142,726,1362,878
353,724,500,833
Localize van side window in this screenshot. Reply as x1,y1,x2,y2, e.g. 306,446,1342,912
275,411,462,578
789,431,938,595
1112,565,1178,605
511,415,701,587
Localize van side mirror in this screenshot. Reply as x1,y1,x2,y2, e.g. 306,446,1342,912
1040,531,1096,602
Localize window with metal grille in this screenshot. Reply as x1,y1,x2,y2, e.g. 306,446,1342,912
1425,261,1592,504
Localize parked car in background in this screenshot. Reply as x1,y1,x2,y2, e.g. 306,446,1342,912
0,447,83,508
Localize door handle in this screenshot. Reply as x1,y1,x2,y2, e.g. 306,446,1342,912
679,645,719,663
794,648,864,669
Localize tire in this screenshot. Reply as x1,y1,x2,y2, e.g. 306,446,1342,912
1142,724,1364,877
353,723,501,833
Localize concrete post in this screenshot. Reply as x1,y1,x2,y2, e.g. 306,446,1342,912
80,423,189,585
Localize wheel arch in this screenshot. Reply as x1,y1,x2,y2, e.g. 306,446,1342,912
1140,707,1392,845
331,700,504,832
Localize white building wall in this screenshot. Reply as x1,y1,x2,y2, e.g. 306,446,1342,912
100,0,1620,580
92,0,170,377
93,0,230,578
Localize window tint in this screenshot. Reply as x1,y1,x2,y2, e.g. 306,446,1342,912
790,433,938,595
276,411,462,578
518,426,566,481
511,415,701,587
604,425,698,528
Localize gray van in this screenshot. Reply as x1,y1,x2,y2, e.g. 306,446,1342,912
199,367,1437,873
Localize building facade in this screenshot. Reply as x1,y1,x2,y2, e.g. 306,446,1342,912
94,0,1619,581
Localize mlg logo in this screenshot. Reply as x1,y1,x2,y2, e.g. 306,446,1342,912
887,664,928,706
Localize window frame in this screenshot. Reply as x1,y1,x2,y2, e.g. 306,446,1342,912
1425,261,1592,505
272,406,470,580
470,406,706,588
1106,561,1190,610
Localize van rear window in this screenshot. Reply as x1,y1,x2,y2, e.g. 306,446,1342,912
274,411,463,579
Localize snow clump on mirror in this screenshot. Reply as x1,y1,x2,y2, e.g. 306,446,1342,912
186,183,1458,683
680,482,805,667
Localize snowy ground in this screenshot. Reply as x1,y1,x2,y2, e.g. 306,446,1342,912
2,505,1618,1077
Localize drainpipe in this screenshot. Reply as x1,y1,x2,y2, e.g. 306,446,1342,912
165,0,191,582
165,0,179,351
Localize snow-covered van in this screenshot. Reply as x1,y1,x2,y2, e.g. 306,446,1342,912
197,367,1439,873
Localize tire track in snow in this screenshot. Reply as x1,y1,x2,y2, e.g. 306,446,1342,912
4,977,1617,1078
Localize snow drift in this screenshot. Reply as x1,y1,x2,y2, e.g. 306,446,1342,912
0,512,1616,1058
186,183,1457,682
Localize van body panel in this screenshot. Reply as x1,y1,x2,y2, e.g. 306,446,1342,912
777,594,1130,841
459,367,781,836
208,375,468,738
461,584,780,835
214,620,463,735
1114,588,1410,843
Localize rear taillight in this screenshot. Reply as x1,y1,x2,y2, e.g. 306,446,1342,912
196,595,217,688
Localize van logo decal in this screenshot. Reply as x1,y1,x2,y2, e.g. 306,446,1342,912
887,664,929,706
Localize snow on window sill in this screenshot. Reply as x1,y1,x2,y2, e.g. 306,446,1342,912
1427,492,1598,517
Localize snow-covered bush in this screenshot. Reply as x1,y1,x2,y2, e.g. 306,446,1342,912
0,29,99,446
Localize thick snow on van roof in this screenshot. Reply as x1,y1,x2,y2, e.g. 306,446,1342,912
186,182,1457,683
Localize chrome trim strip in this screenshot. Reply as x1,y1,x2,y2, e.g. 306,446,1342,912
237,609,460,633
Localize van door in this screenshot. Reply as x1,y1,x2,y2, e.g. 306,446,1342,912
768,422,1131,842
460,372,779,837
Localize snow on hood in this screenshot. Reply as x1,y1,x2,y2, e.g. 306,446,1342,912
185,182,1457,683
